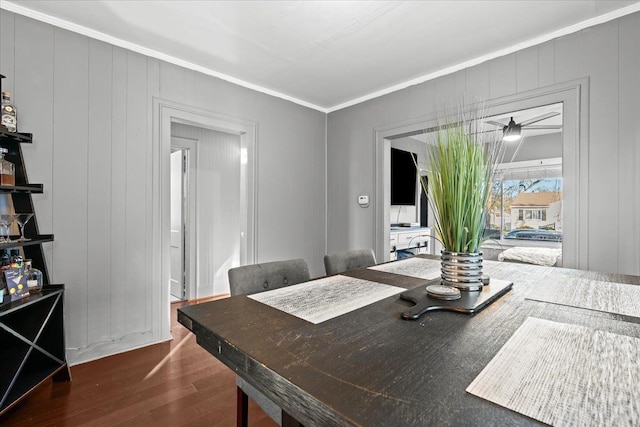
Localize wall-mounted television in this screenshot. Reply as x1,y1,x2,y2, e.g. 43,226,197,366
391,148,417,205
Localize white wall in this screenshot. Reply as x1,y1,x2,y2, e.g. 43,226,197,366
0,10,326,364
327,11,640,276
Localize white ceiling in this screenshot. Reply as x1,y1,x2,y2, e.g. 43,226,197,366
3,1,640,112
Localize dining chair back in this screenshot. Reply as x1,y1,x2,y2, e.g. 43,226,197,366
227,258,311,426
324,248,377,275
228,258,310,296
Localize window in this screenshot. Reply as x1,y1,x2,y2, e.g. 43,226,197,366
486,162,563,243
522,209,546,220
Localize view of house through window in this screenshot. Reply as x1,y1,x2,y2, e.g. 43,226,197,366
487,177,563,242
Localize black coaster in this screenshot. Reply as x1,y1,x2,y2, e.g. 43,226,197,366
400,278,513,320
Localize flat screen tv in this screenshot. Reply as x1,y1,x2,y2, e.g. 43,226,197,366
391,148,417,205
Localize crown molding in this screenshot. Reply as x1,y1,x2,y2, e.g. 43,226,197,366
325,2,640,113
0,0,328,113
3,1,639,114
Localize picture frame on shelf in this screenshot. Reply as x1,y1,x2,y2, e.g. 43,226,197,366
5,266,28,301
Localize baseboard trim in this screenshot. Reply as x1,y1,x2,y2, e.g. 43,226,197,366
66,332,172,366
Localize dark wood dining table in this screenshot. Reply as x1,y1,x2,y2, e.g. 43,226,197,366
177,255,640,426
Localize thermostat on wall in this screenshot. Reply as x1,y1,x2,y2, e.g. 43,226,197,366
358,195,369,207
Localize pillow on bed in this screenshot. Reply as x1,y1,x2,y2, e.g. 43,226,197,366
498,247,562,267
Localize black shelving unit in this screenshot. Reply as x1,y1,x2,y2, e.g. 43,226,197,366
0,130,51,283
0,129,70,416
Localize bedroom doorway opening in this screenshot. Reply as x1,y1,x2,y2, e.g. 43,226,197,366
170,137,197,302
154,98,257,342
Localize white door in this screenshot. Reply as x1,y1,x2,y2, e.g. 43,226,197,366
170,149,186,300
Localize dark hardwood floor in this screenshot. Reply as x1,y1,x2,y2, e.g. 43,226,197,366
2,300,278,427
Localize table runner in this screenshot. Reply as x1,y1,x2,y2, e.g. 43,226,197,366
466,317,640,426
526,277,640,320
248,274,404,324
368,257,441,280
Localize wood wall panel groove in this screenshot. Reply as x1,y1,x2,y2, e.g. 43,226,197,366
580,22,619,274
146,58,160,334
88,38,113,344
110,46,127,342
125,50,149,334
0,11,15,94
516,46,538,93
13,14,55,275
618,12,640,275
52,27,90,349
489,53,516,99
463,62,489,103
537,41,555,88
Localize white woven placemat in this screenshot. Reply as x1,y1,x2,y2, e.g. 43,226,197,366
527,277,640,319
367,257,441,280
248,275,404,324
467,317,640,426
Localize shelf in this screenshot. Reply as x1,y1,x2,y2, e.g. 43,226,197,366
0,235,54,251
0,184,44,194
0,123,68,416
0,287,69,414
0,287,62,314
0,130,32,144
2,363,68,414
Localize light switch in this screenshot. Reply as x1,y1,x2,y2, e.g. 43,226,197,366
358,195,369,207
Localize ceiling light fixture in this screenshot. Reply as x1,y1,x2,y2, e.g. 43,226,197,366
502,117,521,142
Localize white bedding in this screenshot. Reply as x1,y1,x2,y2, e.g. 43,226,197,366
498,246,562,267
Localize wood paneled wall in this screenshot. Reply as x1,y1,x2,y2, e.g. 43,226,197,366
0,10,326,364
327,12,640,277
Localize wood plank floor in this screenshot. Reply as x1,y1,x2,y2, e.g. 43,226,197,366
2,300,278,427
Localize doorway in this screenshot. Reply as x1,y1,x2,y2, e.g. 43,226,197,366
170,137,197,302
373,79,589,269
153,98,257,342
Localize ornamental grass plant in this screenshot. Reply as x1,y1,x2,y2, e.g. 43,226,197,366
420,108,505,254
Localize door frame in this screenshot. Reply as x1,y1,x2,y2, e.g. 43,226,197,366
170,137,198,301
153,98,257,341
373,78,589,270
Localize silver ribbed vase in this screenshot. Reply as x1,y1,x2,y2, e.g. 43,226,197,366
440,251,484,291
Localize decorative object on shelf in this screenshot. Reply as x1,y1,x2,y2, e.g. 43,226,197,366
0,147,15,185
419,105,505,297
10,248,23,267
0,214,14,243
0,249,9,296
5,266,28,301
24,259,43,294
1,91,17,133
14,213,34,242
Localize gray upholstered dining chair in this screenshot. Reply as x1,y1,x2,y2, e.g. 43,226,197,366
323,248,377,276
227,258,310,427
